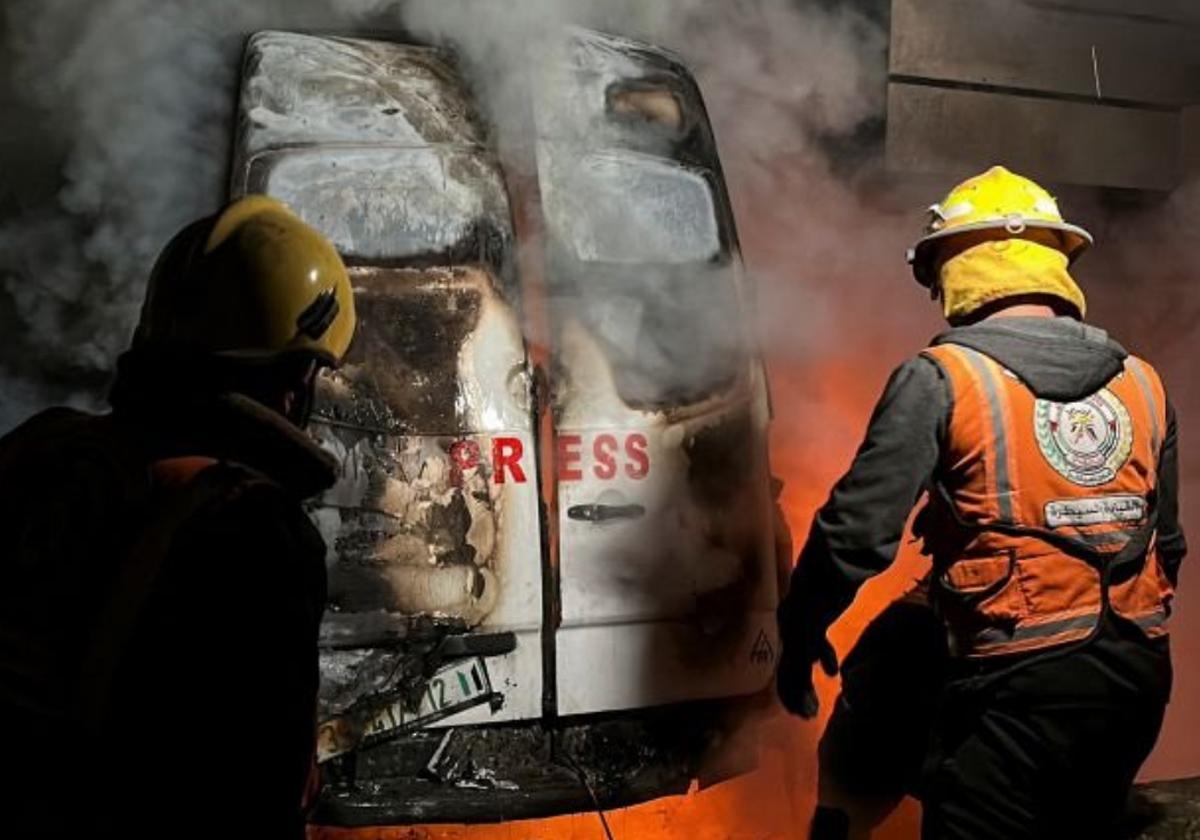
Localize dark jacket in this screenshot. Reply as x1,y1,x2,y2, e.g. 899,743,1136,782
0,361,336,837
780,317,1186,656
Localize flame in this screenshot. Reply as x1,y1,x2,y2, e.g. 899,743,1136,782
309,361,924,840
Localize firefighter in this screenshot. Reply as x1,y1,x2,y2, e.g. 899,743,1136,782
776,166,1185,839
0,196,355,837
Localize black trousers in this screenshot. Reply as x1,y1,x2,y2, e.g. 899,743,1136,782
818,604,1171,840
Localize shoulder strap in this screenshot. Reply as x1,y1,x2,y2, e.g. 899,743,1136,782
1124,355,1165,463
924,343,1019,524
75,456,224,730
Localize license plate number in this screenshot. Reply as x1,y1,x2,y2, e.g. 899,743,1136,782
365,657,491,738
318,657,493,762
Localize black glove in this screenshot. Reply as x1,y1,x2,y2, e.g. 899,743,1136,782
776,539,843,719
776,633,838,719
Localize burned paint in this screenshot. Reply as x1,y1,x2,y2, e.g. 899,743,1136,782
682,409,768,636
303,255,542,760
324,267,485,434
308,265,533,629
683,410,758,506
238,31,490,162
311,427,501,621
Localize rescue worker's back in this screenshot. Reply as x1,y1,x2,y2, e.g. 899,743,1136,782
0,389,333,836
0,196,356,837
777,167,1185,840
921,320,1176,658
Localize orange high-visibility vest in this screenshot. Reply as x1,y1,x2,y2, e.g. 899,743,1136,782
919,342,1173,658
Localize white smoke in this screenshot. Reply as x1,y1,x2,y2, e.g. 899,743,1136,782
0,0,894,433
0,0,396,430
403,0,899,359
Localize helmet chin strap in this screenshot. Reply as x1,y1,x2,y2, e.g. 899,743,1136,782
284,362,320,429
287,382,316,429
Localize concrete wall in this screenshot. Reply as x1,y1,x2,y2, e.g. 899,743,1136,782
885,0,1200,190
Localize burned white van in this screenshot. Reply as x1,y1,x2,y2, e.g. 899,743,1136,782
231,28,784,825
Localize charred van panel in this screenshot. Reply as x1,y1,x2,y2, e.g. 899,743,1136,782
233,31,547,817
321,267,486,434
303,269,542,742
683,410,758,505
307,264,541,719
314,266,531,436
311,427,500,620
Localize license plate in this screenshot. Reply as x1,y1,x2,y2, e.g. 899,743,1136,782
317,657,493,763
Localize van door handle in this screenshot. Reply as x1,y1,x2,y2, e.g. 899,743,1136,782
567,503,646,522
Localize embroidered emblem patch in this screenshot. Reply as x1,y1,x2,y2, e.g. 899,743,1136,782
1035,390,1133,487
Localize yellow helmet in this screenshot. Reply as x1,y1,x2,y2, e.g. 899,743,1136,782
136,195,355,365
907,166,1093,288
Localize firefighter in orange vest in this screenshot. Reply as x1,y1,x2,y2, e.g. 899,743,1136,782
0,197,355,837
776,166,1185,839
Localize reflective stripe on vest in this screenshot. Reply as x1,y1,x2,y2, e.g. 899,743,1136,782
920,342,1172,658
973,611,1099,651
973,603,1169,652
957,346,1016,523
1127,357,1162,477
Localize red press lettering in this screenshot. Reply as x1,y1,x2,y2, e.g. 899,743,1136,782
492,437,527,484
450,439,482,472
625,433,650,480
558,435,583,482
592,434,618,480
449,439,482,487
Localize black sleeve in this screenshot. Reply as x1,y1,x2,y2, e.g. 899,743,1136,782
115,476,328,833
1157,401,1187,584
778,356,949,644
